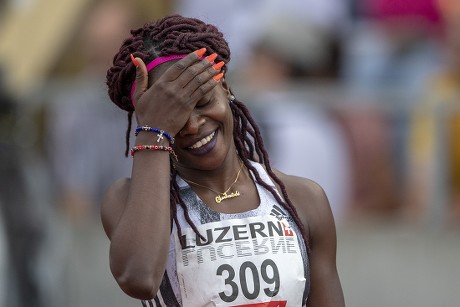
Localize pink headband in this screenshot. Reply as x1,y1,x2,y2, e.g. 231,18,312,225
130,54,188,107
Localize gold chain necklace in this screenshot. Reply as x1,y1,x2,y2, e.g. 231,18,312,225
183,160,244,204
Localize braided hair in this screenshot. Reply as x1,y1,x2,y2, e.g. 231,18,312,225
106,15,309,249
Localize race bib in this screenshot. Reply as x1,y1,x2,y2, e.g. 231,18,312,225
175,215,306,306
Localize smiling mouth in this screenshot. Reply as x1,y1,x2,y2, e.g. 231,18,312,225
188,130,216,149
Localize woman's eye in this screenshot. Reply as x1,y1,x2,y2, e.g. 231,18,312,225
196,98,212,108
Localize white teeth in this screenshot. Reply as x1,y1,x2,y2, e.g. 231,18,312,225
189,131,215,149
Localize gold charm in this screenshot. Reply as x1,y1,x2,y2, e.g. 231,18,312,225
183,160,244,204
215,191,240,204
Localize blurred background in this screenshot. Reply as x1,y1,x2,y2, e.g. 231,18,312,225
0,0,459,306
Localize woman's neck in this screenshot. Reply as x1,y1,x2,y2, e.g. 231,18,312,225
175,152,243,193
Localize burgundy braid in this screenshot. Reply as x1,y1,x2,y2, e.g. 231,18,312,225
124,111,133,157
230,98,310,250
171,168,205,246
106,15,309,251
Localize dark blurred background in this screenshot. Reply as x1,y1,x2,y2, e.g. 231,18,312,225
0,0,459,306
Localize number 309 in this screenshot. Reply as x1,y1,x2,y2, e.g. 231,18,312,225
216,259,280,303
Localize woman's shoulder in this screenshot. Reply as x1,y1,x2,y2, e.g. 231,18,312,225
101,177,131,239
273,169,328,208
272,169,334,245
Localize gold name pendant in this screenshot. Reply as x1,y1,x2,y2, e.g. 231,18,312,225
215,191,240,204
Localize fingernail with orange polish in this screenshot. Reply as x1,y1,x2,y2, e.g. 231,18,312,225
206,53,218,63
130,54,139,67
195,48,207,57
214,72,224,81
213,61,225,71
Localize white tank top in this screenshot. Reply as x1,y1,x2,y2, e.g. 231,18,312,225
141,162,310,307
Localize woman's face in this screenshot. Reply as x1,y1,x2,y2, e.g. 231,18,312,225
148,61,235,171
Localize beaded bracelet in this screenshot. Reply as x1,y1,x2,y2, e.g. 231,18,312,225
135,126,175,144
130,145,178,161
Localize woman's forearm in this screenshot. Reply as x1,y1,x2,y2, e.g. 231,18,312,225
109,135,173,299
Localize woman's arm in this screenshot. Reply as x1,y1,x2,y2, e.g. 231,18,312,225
304,181,345,306
101,50,221,300
101,138,172,300
276,172,345,306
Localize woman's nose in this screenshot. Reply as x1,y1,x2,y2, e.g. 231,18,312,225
179,111,205,137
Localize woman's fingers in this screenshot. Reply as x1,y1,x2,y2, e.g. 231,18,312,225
131,55,149,104
178,53,223,99
188,65,223,102
133,49,225,132
161,48,207,82
155,50,224,104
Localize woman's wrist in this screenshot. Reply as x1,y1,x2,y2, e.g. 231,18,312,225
134,125,175,144
134,132,171,146
132,124,177,160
